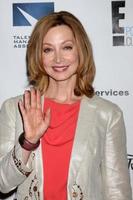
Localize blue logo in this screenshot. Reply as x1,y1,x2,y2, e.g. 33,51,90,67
13,2,54,26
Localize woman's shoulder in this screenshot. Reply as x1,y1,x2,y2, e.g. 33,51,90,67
0,95,23,123
83,94,123,115
0,95,23,111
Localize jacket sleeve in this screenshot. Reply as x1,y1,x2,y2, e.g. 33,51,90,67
101,106,132,200
0,98,32,193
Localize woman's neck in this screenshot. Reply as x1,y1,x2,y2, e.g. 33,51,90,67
44,77,81,104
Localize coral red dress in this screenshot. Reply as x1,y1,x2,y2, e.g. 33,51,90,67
41,98,80,200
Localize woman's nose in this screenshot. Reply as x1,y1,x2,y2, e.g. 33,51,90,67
54,51,63,63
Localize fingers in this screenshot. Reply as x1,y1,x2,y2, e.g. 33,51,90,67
18,100,26,117
20,88,42,111
24,90,31,110
36,90,41,109
31,88,37,108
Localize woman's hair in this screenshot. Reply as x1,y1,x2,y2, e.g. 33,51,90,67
27,10,96,98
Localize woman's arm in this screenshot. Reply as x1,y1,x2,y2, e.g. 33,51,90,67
0,97,32,193
101,106,132,200
0,89,51,193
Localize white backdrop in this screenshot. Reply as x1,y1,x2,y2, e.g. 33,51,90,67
0,0,133,197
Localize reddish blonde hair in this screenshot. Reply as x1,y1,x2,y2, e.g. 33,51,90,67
27,11,96,97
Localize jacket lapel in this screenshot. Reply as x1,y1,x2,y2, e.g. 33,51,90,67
67,95,97,186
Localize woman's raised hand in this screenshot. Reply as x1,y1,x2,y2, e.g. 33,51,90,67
18,88,50,144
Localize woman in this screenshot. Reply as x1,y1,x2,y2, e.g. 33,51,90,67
0,11,132,200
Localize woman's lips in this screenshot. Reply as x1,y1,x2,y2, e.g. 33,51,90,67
52,65,69,72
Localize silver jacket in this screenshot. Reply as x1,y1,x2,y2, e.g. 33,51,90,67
0,95,132,200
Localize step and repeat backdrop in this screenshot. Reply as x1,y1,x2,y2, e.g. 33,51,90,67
0,0,133,198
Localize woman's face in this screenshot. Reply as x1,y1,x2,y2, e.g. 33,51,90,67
42,25,79,82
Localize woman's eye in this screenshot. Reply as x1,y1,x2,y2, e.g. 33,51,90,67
63,46,73,50
43,48,52,53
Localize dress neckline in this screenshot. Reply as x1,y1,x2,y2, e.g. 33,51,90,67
44,97,81,106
